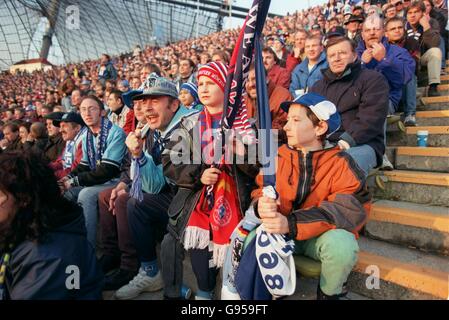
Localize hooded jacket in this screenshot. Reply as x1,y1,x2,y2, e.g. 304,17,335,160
252,145,371,241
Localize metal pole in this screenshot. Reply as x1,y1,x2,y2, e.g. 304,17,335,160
196,0,199,38
229,0,232,29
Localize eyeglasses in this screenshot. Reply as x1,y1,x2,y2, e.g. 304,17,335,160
394,2,403,6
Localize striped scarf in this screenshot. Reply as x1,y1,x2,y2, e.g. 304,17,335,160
86,117,113,170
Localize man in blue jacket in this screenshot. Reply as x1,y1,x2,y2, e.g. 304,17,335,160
290,35,329,98
356,14,416,169
356,14,416,115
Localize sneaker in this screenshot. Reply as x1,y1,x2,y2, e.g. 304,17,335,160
103,268,138,291
98,255,120,275
386,114,401,125
114,269,164,300
404,115,417,127
427,85,441,97
380,154,394,171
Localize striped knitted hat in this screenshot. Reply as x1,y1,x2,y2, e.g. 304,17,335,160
180,82,199,104
197,61,228,92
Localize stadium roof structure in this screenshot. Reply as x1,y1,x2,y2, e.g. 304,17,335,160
0,0,264,70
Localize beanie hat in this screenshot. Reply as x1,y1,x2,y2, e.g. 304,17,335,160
180,82,200,104
280,92,341,137
197,61,228,92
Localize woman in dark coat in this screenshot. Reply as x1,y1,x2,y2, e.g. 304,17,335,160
0,150,103,300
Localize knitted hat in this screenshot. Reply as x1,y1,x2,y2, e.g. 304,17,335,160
197,61,228,92
281,92,341,137
180,82,199,104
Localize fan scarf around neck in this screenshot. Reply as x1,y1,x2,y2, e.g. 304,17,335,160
86,117,113,170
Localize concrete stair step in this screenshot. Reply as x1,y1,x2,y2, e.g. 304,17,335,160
436,84,449,91
366,199,449,255
348,237,449,299
406,126,449,147
373,170,449,207
390,146,449,172
387,126,449,147
415,110,449,126
420,95,449,105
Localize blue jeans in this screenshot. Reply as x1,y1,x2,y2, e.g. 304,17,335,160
402,75,417,117
65,179,118,247
344,144,377,177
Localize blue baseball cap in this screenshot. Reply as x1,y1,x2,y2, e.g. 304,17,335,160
122,89,143,108
280,92,341,136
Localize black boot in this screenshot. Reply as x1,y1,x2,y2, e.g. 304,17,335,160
427,84,441,97
103,268,138,291
316,284,348,300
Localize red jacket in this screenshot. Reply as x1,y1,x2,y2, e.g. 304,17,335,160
267,64,291,90
244,80,290,131
50,142,83,180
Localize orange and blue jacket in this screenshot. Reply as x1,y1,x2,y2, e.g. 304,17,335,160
252,144,371,241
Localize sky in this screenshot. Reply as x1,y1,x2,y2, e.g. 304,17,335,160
224,0,327,28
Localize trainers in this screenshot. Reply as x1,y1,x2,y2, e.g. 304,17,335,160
114,269,164,300
404,115,416,127
103,268,137,291
380,154,394,171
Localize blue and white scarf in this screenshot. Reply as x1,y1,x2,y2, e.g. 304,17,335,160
62,127,87,169
129,124,159,202
86,117,112,170
222,204,296,300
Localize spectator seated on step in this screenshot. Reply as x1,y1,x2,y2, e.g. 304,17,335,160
59,95,127,248
385,17,420,127
356,14,416,116
289,35,329,98
310,36,390,177
249,93,371,300
262,47,291,90
406,1,443,97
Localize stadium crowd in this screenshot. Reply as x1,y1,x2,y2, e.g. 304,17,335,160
0,0,447,300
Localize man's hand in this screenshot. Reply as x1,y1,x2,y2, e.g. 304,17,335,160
126,130,143,158
419,14,431,31
108,182,128,214
58,176,72,193
372,42,386,61
200,168,221,186
361,48,373,64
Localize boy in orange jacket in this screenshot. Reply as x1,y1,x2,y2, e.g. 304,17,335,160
252,92,371,300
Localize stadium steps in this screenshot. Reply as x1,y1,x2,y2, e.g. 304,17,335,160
415,110,449,126
348,237,449,300
348,92,449,300
386,146,449,172
387,126,449,147
102,85,449,301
